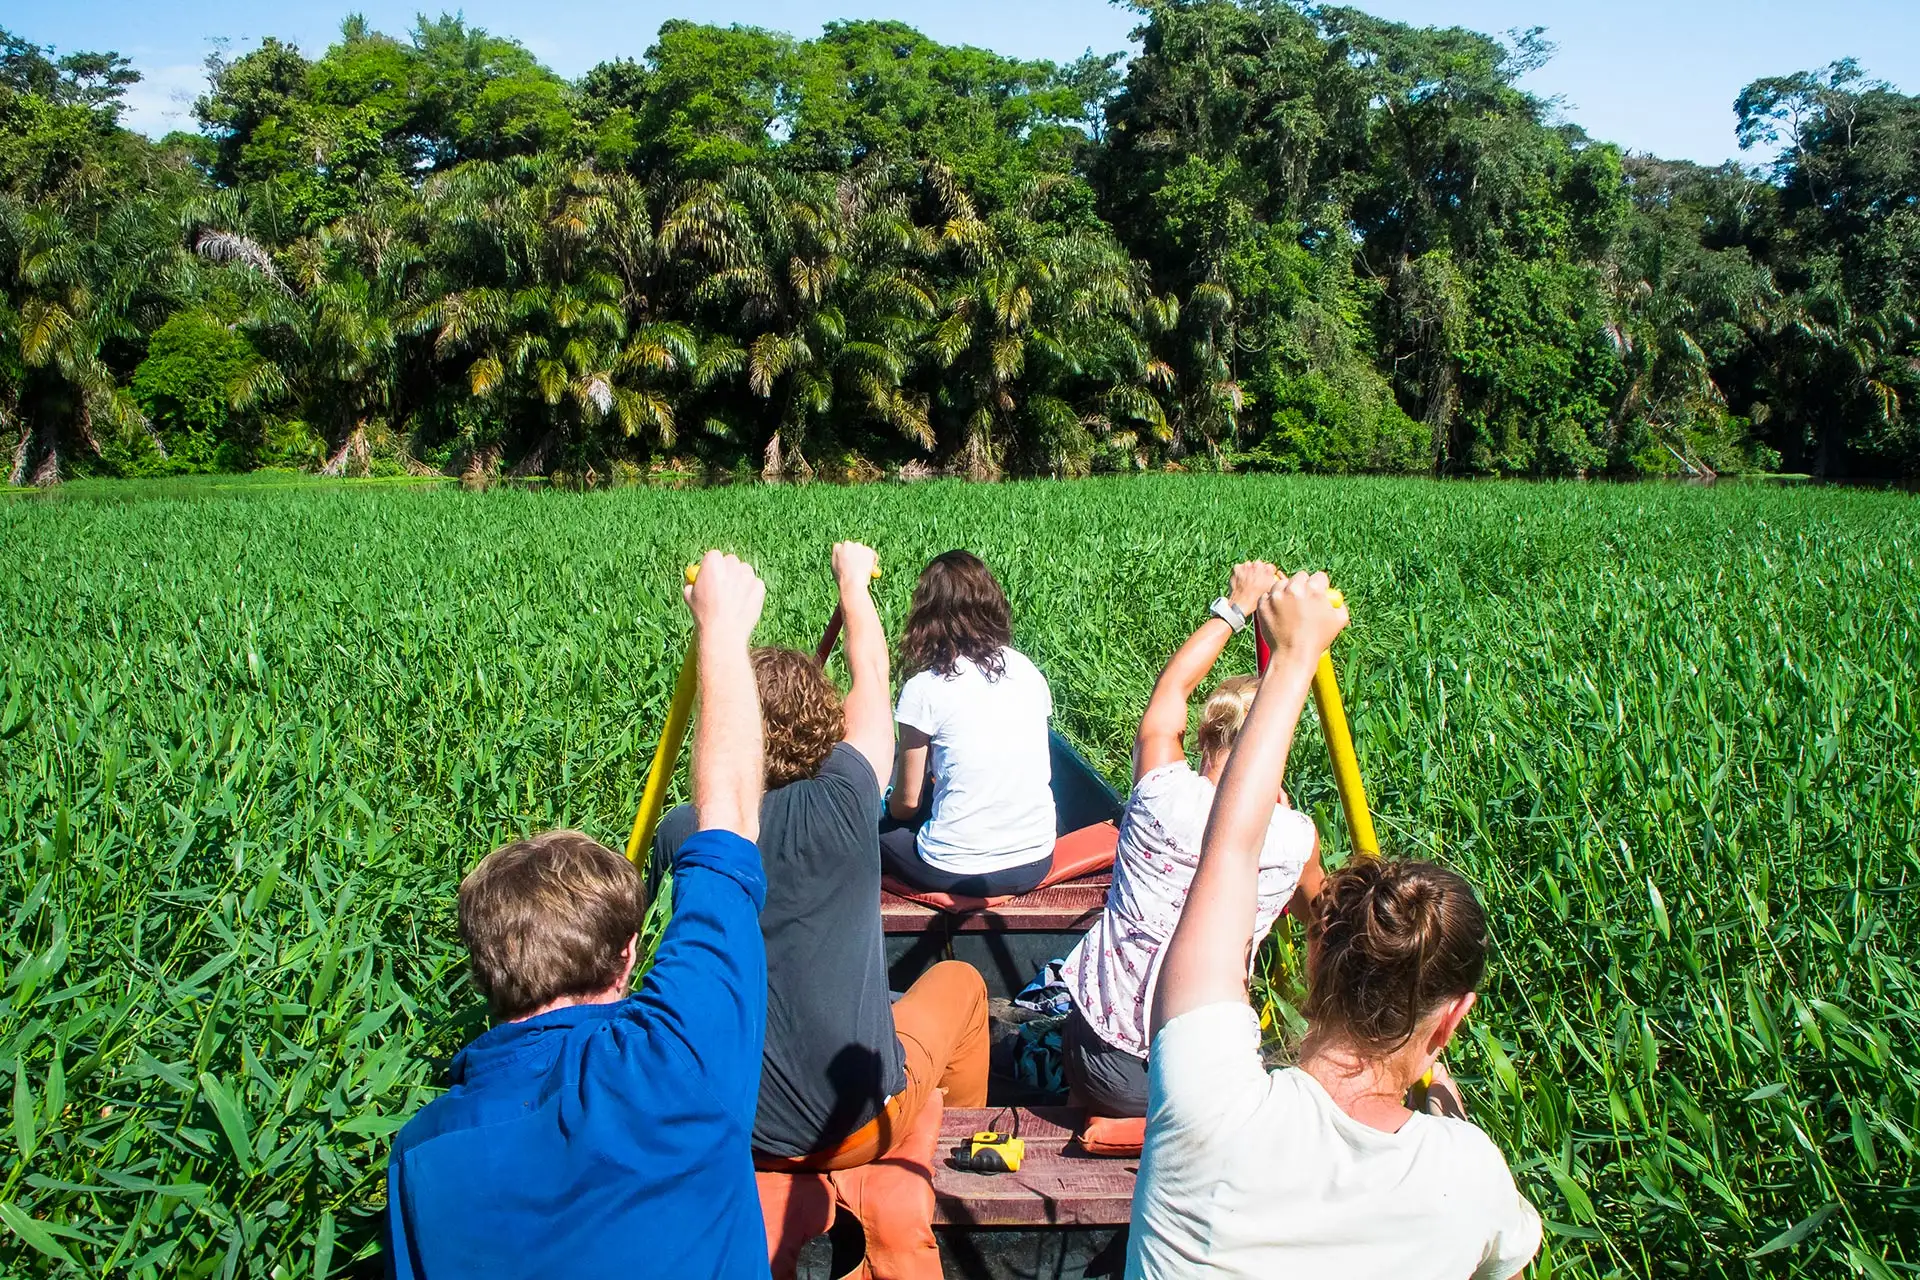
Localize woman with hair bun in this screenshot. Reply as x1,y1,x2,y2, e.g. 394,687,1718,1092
1127,571,1541,1280
885,550,1057,897
1059,560,1324,1119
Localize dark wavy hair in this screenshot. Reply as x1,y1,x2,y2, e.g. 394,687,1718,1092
1304,859,1488,1055
900,550,1013,680
752,647,844,786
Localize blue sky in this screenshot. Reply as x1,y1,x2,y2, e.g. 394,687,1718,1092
22,0,1920,165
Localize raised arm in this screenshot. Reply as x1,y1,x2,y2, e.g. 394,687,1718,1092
834,541,893,783
1134,561,1278,781
1151,571,1346,1036
687,552,765,841
631,552,770,1127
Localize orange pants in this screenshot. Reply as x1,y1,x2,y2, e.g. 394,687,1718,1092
755,1090,947,1280
761,960,988,1172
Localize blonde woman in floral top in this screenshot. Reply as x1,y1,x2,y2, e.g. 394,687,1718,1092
1059,561,1324,1116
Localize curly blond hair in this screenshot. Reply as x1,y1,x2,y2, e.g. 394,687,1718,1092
753,647,844,787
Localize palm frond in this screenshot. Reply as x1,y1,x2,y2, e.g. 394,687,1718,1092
469,355,506,397
232,360,291,411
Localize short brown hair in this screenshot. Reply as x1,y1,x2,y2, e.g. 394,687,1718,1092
1195,674,1259,759
458,831,644,1021
901,550,1013,680
1304,859,1488,1056
754,647,843,786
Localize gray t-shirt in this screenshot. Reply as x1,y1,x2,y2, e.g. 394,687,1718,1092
654,743,906,1158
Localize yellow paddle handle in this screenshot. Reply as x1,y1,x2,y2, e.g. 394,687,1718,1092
1311,651,1379,860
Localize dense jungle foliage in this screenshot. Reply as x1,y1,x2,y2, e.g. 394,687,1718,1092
2,3,1917,484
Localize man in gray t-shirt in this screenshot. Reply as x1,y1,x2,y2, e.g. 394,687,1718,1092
656,542,988,1167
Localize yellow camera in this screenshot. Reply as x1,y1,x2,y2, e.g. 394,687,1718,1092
963,1131,1025,1174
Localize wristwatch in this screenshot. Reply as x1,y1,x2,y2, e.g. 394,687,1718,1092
1209,597,1248,634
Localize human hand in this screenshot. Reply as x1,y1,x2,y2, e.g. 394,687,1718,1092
684,551,765,647
1228,560,1281,614
833,541,881,590
1255,571,1348,669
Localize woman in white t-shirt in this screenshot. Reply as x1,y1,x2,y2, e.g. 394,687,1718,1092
1061,560,1323,1117
1128,573,1541,1280
884,550,1056,897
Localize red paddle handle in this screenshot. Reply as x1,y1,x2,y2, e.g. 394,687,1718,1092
814,609,845,666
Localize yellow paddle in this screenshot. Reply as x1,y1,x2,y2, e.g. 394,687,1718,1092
624,555,878,863
624,565,702,863
1310,589,1379,859
1257,586,1423,1100
1255,586,1377,860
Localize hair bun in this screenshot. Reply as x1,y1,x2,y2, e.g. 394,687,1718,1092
1303,859,1489,1058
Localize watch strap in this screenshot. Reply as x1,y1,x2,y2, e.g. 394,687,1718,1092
1210,597,1247,634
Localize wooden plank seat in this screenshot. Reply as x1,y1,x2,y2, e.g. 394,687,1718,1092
933,1106,1137,1228
882,870,1111,998
882,866,1111,999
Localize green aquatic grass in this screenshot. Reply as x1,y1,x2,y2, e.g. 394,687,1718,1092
1,474,1916,1276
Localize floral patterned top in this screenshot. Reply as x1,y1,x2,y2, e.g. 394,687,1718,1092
1062,761,1317,1059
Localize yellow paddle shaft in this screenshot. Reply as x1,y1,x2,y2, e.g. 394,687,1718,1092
1308,587,1415,1094
626,647,697,863
1309,588,1379,861
1311,651,1379,860
624,563,705,863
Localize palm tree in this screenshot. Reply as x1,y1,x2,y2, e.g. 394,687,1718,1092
921,168,1172,478
1157,278,1242,459
409,159,695,476
1,196,185,484
1774,276,1915,476
663,164,935,480
188,189,417,475
1601,235,1779,475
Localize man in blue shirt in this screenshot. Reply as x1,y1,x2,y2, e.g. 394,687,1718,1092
388,552,773,1279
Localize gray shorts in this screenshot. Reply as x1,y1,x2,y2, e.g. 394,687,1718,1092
1062,1008,1150,1117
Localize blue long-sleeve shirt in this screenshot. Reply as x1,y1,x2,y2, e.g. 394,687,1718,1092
387,829,770,1279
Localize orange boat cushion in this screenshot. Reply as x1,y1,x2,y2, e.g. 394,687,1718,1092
881,821,1120,914
1076,1113,1146,1158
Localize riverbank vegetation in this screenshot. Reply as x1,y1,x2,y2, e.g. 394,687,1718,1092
2,5,1917,485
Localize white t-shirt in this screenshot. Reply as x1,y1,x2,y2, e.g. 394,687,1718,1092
895,647,1054,874
1127,1003,1542,1280
1062,762,1316,1059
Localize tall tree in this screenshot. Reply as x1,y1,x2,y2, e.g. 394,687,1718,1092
408,160,695,477
663,164,938,478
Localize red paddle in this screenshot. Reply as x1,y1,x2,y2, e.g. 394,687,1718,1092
814,610,847,665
